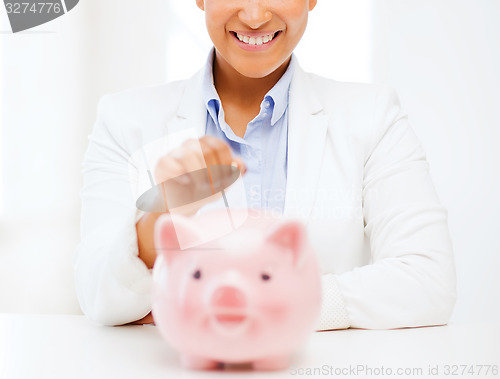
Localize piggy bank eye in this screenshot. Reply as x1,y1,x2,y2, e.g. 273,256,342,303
193,270,202,280
261,273,271,281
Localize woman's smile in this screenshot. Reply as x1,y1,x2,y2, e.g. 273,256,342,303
231,30,282,51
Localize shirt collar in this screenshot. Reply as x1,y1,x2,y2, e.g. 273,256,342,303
266,54,295,126
202,49,221,127
202,47,295,127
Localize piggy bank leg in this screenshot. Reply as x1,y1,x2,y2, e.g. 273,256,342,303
180,354,218,370
253,355,291,371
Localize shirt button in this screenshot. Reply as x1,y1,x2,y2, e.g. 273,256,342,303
249,187,260,199
263,100,271,109
262,112,268,118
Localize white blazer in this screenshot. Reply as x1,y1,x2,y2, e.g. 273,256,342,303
74,59,457,329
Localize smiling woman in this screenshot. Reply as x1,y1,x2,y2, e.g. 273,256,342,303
199,0,315,78
74,0,457,333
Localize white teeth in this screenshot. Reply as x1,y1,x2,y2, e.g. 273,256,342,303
236,32,276,46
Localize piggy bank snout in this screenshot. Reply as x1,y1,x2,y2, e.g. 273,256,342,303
211,286,246,309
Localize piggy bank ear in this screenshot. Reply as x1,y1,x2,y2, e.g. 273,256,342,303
266,220,306,267
154,214,200,262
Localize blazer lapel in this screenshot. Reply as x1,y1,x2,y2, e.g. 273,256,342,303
284,64,329,221
165,68,207,138
162,61,329,222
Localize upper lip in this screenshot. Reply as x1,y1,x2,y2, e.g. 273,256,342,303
231,30,281,37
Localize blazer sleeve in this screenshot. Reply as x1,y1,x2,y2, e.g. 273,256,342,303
73,95,152,326
332,86,457,329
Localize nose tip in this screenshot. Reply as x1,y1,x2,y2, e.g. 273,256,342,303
212,286,246,308
238,5,272,29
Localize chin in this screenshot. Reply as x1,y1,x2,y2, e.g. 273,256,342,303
238,69,276,79
232,59,288,79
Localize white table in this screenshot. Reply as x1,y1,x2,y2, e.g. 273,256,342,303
1,314,499,379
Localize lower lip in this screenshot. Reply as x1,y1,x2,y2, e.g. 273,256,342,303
231,32,281,52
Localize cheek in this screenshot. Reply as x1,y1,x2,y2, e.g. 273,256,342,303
259,297,289,323
286,15,308,41
204,5,229,36
176,282,205,320
281,4,309,37
283,0,310,18
205,21,229,52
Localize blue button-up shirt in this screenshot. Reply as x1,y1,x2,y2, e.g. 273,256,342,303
202,49,295,215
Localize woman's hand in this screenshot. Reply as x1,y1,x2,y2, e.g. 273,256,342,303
128,312,154,325
153,136,246,215
154,135,246,185
136,136,246,269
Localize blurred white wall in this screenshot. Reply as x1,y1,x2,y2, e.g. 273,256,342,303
371,0,500,323
297,0,372,82
0,1,87,314
0,0,169,314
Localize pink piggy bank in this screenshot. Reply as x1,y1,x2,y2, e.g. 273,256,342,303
151,209,322,371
